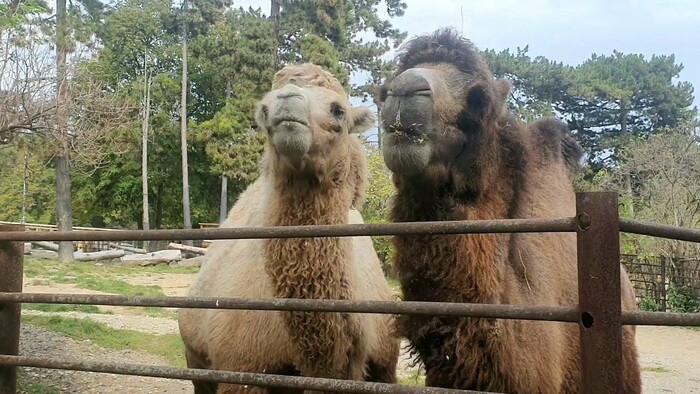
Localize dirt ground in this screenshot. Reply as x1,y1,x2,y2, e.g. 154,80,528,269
18,271,700,393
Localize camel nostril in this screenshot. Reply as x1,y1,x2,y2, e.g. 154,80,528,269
413,88,432,97
277,92,304,100
261,105,269,121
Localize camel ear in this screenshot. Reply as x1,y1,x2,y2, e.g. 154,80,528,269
466,78,511,121
493,78,512,114
254,102,270,132
375,80,392,107
349,106,376,134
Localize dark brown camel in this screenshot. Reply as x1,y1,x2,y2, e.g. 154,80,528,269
378,28,642,393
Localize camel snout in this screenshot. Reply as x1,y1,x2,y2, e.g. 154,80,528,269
382,70,434,138
269,88,311,132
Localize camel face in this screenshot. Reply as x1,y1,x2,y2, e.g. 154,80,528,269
257,83,315,160
255,70,375,172
380,61,510,178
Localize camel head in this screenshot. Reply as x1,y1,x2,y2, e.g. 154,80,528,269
255,63,375,175
379,29,512,183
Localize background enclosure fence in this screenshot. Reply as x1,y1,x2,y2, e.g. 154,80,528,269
622,254,700,311
1,191,700,394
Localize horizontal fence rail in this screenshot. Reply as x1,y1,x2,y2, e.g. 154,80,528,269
0,355,483,394
2,293,698,326
2,192,700,393
0,293,581,323
0,217,578,242
620,218,700,243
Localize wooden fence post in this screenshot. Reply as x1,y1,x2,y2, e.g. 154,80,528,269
660,256,667,311
0,225,24,394
576,192,624,394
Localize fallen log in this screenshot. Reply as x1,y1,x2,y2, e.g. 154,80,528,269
31,241,59,252
168,242,207,255
120,249,182,266
176,255,207,267
74,249,126,262
108,242,147,254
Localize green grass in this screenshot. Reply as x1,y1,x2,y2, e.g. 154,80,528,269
23,315,186,367
17,369,62,394
24,258,199,279
17,380,61,394
387,277,401,292
24,258,173,296
130,306,179,319
23,303,107,314
23,258,194,320
398,371,426,387
643,365,672,373
70,277,164,296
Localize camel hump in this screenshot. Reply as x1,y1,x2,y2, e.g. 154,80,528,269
527,116,583,177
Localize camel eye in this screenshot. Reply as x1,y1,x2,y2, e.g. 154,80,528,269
330,103,345,118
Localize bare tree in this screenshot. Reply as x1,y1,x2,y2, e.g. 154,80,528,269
619,124,700,258
0,34,56,143
1,10,136,261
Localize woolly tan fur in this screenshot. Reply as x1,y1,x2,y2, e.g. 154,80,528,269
178,63,400,394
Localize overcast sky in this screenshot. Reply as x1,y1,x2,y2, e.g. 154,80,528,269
234,0,700,140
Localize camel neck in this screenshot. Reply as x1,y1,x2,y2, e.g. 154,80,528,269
264,174,355,300
259,151,367,377
391,178,514,304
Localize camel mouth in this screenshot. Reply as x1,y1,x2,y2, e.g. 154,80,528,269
385,123,428,144
272,117,309,129
381,136,432,175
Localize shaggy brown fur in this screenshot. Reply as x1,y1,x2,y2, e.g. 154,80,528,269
178,63,399,394
379,29,642,393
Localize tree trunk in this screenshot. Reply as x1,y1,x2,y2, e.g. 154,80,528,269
620,101,634,217
168,242,207,255
376,105,382,149
270,0,281,65
219,78,232,223
74,249,126,262
21,149,28,224
625,172,634,217
219,175,228,223
620,101,628,134
141,48,152,251
154,185,163,229
180,0,193,246
55,0,73,262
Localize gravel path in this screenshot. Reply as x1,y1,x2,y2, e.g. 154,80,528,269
19,271,700,393
637,326,700,393
19,324,191,394
18,316,699,393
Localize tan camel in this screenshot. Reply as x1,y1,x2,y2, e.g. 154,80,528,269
378,28,642,393
178,63,400,394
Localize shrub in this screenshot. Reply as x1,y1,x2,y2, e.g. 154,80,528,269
667,283,700,313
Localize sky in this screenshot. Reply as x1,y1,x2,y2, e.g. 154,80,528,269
234,0,700,141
